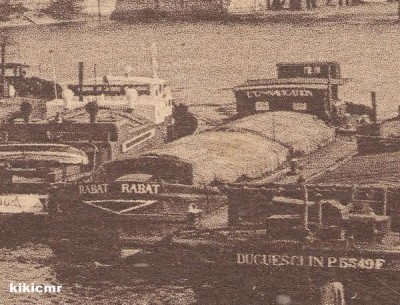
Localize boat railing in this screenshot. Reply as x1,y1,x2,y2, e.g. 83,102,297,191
68,84,150,97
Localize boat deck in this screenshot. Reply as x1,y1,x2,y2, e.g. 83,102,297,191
311,149,400,186
251,135,358,185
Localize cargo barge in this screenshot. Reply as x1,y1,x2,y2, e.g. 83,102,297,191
45,61,400,305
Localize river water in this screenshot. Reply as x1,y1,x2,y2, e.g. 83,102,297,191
2,7,400,117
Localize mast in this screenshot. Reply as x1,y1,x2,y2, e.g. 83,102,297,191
151,43,159,79
50,50,58,99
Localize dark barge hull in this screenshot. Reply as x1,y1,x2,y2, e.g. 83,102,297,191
113,235,400,304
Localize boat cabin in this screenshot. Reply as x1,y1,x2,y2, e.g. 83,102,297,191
57,75,174,125
1,63,28,79
0,63,29,98
233,61,350,121
276,62,341,79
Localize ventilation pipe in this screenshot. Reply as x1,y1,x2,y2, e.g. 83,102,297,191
20,101,33,123
85,101,99,124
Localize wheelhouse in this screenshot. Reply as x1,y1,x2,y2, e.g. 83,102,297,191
234,61,350,121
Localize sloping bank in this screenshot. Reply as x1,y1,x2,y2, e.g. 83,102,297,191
0,13,85,28
98,111,335,185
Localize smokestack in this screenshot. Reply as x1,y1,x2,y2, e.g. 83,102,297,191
79,62,84,102
371,91,377,123
85,101,98,124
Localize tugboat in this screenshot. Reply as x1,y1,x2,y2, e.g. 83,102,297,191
0,62,197,240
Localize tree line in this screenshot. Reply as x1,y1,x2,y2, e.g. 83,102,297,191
0,0,84,22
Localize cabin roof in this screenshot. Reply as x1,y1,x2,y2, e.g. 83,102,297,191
276,61,340,67
0,143,88,165
0,63,29,69
1,108,152,143
234,77,350,90
62,108,147,127
64,75,167,87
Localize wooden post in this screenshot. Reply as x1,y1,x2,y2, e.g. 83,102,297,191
351,185,357,201
303,184,309,230
327,65,332,113
94,64,97,95
383,187,388,216
316,194,323,228
371,92,377,123
398,0,400,21
272,112,276,140
79,62,84,102
97,0,102,21
1,43,5,98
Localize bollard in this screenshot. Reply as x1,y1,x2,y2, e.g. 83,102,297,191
187,203,203,230
289,159,298,175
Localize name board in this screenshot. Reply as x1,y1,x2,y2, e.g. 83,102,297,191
78,183,161,195
237,253,386,270
246,89,313,99
0,195,46,214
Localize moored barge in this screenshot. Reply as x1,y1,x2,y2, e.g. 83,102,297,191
0,62,198,239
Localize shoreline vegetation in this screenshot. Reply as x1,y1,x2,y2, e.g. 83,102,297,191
0,1,399,29
0,0,92,29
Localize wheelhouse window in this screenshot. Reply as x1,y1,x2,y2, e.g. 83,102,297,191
304,66,321,76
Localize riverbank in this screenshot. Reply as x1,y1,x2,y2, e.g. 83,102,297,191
110,2,399,24
223,2,400,24
1,2,399,28
0,12,86,29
